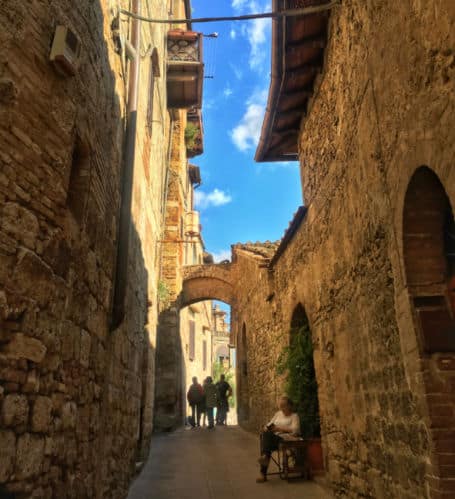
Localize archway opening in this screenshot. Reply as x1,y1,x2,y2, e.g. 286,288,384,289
403,166,455,351
402,166,455,496
179,299,236,426
284,304,321,439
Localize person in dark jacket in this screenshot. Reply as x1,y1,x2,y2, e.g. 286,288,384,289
187,376,204,427
216,374,232,425
203,376,218,429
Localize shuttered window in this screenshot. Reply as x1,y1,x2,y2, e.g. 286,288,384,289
203,340,207,370
189,320,195,361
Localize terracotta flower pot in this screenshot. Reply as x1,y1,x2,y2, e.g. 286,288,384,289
306,438,324,473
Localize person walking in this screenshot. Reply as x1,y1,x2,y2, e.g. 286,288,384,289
200,377,209,427
203,376,217,429
187,377,204,428
215,374,232,425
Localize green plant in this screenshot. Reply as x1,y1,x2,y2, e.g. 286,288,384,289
157,280,170,306
185,122,200,150
212,361,236,408
276,322,320,438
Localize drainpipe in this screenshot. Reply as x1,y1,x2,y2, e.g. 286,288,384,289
111,0,141,330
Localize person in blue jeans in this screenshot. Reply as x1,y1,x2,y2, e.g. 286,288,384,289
203,376,218,429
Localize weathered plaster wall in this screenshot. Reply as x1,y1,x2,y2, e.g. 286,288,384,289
0,0,172,497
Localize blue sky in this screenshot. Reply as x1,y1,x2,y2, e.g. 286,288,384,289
191,0,303,262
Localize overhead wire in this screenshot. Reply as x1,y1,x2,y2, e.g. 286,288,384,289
120,2,340,24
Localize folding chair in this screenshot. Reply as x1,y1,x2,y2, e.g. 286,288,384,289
259,433,310,481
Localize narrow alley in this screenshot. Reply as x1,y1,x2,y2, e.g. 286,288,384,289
1,0,454,498
128,426,332,499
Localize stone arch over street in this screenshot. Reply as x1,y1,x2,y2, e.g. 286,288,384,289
181,264,235,307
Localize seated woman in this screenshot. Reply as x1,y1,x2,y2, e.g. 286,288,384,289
256,396,300,483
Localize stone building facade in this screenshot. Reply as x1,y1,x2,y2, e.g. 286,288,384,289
0,0,202,497
212,304,230,367
182,1,455,498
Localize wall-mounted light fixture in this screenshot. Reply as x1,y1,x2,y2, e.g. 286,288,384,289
49,26,81,76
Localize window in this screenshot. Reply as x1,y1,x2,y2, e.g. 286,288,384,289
189,320,195,361
67,135,90,224
403,166,455,352
192,243,197,264
147,48,160,131
241,323,247,377
203,340,207,370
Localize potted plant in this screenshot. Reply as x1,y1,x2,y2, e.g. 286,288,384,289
184,122,201,156
277,320,323,475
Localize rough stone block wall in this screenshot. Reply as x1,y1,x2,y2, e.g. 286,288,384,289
0,0,171,497
233,1,455,498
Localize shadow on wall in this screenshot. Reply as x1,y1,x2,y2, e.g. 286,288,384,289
101,222,156,494
154,305,185,431
237,323,250,424
0,1,156,498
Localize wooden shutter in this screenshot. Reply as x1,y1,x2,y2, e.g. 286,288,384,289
203,340,207,370
189,320,195,360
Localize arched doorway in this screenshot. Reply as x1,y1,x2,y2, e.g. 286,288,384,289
402,166,455,497
287,304,321,439
237,322,250,422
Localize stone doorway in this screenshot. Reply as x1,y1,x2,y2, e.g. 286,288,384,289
402,166,455,497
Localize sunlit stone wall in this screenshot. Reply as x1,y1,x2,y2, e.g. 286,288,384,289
0,0,173,497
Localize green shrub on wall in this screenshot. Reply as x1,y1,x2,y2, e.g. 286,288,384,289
157,280,170,308
184,122,199,150
277,321,320,438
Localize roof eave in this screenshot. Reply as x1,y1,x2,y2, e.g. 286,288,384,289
255,0,284,163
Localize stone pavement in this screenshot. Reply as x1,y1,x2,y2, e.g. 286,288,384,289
127,425,333,499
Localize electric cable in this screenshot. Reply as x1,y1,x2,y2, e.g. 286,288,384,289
120,2,340,24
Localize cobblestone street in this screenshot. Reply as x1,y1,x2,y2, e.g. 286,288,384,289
127,426,332,499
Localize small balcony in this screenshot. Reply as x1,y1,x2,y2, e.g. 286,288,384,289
167,30,204,109
185,109,204,158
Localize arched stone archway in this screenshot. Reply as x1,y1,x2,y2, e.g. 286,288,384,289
402,166,455,498
181,264,235,307
181,277,233,307
155,263,235,431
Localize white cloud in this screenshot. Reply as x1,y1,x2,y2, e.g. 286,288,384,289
229,63,243,80
230,28,236,40
203,98,216,111
231,0,271,71
194,188,232,209
223,86,233,98
211,249,231,263
230,88,267,151
248,17,269,69
231,0,249,9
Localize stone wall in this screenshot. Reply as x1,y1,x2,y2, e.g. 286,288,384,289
192,2,455,497
0,0,173,497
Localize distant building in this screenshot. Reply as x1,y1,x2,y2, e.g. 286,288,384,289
212,304,231,368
